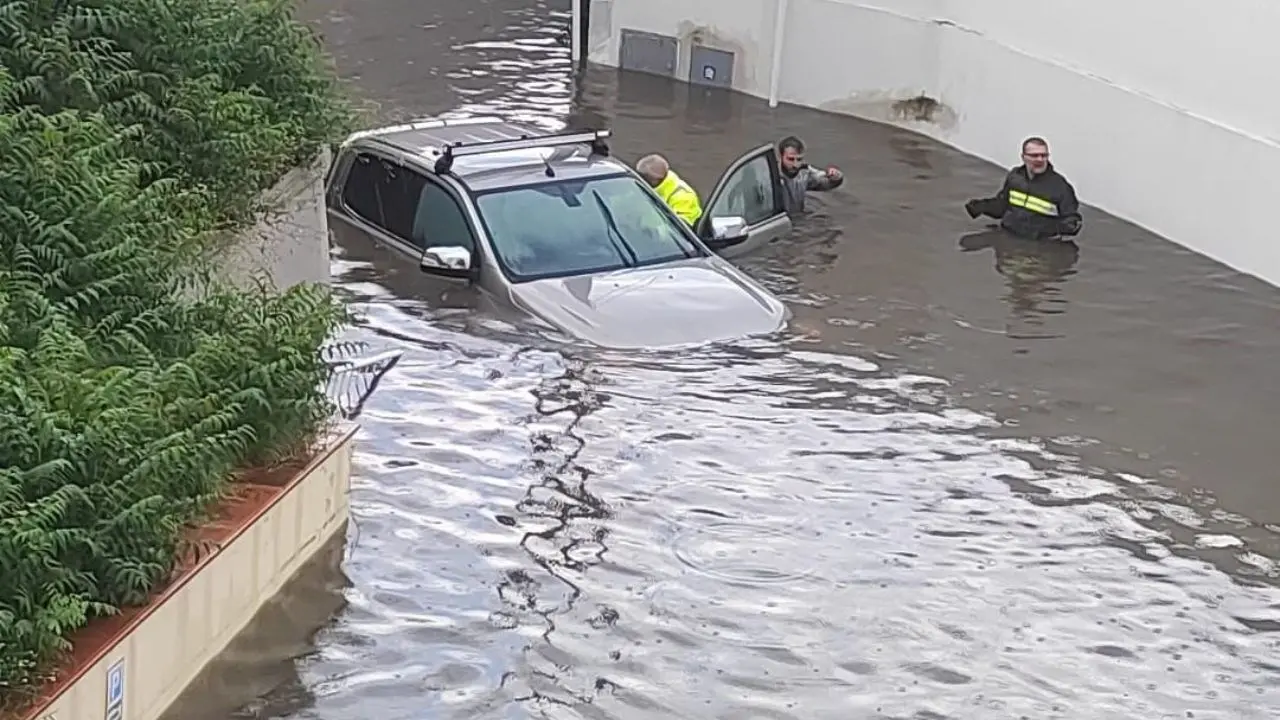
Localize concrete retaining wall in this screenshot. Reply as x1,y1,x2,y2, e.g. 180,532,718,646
213,147,334,293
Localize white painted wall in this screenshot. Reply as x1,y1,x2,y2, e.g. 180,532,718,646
581,0,1280,286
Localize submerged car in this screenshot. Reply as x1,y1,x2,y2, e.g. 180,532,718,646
325,116,793,349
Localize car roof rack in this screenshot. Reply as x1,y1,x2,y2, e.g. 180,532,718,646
433,129,612,174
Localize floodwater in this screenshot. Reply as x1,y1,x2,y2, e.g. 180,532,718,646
193,0,1280,717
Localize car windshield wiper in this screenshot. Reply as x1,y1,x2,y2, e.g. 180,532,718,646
591,190,640,267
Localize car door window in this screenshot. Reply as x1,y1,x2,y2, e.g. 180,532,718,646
341,153,387,226
378,161,427,243
339,152,428,248
412,181,476,252
705,152,778,225
700,146,787,236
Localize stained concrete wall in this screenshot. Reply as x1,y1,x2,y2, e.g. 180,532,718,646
212,147,334,293
581,0,1280,286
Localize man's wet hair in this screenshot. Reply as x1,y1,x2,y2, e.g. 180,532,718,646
777,136,805,154
1022,136,1049,153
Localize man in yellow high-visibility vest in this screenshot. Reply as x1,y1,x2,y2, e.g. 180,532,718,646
964,136,1083,241
636,154,703,226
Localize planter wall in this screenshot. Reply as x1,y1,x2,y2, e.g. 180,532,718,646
157,529,351,720
16,425,357,720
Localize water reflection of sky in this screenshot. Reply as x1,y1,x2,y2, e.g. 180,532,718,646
265,269,1280,719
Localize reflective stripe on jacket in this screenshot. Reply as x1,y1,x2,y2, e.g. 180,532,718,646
1008,189,1059,217
974,163,1082,240
1000,163,1080,239
654,170,703,225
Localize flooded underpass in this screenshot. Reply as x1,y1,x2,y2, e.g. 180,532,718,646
194,0,1280,717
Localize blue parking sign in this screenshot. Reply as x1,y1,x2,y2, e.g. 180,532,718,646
106,659,125,712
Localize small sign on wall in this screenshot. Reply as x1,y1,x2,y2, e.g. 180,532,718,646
105,659,125,720
688,45,734,89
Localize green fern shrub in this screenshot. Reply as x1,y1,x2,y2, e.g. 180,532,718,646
0,0,353,226
0,0,355,703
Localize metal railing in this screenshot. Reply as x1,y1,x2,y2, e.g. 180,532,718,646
323,343,404,420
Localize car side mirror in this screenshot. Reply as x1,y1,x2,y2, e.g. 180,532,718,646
420,245,474,279
710,215,749,240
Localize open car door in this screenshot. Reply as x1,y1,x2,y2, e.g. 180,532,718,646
694,144,791,259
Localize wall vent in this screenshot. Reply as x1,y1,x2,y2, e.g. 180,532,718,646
619,28,678,77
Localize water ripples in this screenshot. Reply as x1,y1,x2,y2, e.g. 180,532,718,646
275,243,1280,718
428,1,571,131
234,0,1280,718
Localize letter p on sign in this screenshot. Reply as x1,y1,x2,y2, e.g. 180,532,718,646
106,660,124,720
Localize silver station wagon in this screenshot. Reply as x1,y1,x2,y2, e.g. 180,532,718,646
325,117,793,349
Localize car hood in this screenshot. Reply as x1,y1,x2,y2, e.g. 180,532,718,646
509,257,789,349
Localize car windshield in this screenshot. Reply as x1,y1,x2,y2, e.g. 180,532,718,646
473,174,704,283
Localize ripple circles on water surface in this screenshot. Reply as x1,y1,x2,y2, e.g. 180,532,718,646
670,516,825,587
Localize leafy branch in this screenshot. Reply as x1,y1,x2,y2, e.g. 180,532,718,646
0,0,354,702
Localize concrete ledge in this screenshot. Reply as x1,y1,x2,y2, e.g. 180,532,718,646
15,425,358,720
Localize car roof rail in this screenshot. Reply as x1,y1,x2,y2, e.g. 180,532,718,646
433,129,612,174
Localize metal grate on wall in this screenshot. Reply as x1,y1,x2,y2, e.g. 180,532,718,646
618,28,678,77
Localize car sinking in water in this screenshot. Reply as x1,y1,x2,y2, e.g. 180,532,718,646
325,116,793,349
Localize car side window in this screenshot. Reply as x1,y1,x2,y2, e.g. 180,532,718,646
706,154,776,226
339,152,431,247
412,181,476,252
341,153,387,226
377,161,427,242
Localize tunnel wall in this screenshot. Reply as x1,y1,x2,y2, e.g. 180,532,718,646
580,0,1280,286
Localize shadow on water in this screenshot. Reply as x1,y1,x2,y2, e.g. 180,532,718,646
161,530,351,720
179,0,1280,717
957,229,1081,342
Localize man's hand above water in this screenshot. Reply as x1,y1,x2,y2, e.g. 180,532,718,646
1057,215,1083,236
804,165,845,192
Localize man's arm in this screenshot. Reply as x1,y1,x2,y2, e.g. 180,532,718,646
802,165,843,192
1055,178,1083,236
966,173,1012,219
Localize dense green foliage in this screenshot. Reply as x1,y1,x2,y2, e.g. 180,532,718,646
0,0,354,701
0,0,352,225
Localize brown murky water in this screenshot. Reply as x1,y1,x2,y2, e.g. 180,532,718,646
180,0,1280,717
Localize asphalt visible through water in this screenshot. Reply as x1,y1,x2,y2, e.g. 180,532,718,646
170,0,1280,717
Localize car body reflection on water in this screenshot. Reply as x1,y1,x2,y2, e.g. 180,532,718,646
326,117,795,349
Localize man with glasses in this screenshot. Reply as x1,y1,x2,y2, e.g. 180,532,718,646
964,137,1083,241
